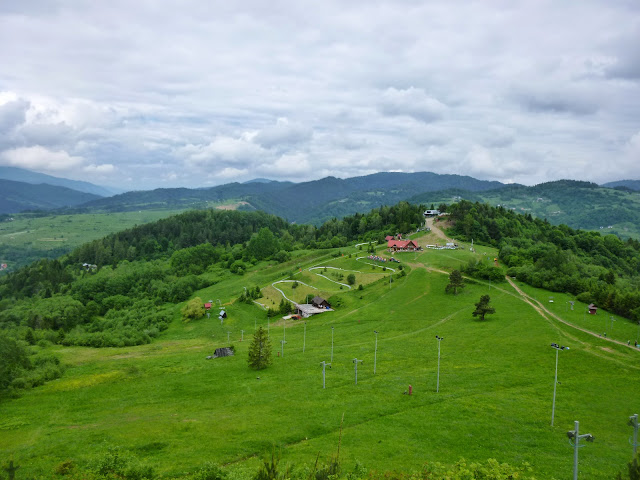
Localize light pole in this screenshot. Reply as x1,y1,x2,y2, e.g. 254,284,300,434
567,420,594,480
303,322,307,353
283,318,286,341
281,339,287,357
320,361,331,388
227,331,231,343
436,335,443,393
241,330,244,342
551,343,569,426
610,316,616,331
331,326,334,362
353,358,363,384
629,414,639,457
374,330,379,375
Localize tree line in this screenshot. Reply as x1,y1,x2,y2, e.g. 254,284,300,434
446,200,640,321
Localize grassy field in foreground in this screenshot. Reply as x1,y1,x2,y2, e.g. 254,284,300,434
1,244,639,479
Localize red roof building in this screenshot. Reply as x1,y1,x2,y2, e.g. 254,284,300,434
204,303,212,310
387,239,420,252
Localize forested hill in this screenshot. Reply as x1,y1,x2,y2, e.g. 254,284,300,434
601,179,640,191
410,180,640,239
445,200,640,321
79,180,293,212
247,172,506,224
0,179,102,214
72,171,505,224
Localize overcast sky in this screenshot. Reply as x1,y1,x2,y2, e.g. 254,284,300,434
0,1,639,191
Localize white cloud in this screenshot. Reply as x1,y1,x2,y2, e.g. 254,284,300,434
180,136,267,168
253,118,312,149
0,146,84,171
379,87,447,123
0,1,638,188
83,163,115,173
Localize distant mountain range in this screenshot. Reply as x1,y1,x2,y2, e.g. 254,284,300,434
71,171,507,224
601,180,640,191
0,166,119,197
0,179,102,214
1,166,639,238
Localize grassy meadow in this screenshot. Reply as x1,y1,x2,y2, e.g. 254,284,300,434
1,238,639,479
0,210,186,271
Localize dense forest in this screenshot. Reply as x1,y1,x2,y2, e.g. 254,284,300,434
446,200,640,322
0,204,424,394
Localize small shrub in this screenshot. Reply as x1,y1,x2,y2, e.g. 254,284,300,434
54,459,75,475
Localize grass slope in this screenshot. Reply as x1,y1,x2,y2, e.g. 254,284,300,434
1,241,639,479
0,210,187,272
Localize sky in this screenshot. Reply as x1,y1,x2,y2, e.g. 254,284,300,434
0,0,639,191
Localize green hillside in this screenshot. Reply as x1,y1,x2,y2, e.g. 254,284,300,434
410,180,640,239
1,207,639,479
0,179,102,214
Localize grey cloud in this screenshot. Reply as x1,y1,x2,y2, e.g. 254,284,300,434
512,87,599,116
17,122,75,147
253,119,312,149
379,87,447,123
0,99,29,133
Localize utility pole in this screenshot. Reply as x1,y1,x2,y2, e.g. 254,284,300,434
320,361,331,388
567,420,594,480
551,343,569,426
374,330,379,375
436,335,443,393
629,414,639,457
331,326,334,362
353,358,363,384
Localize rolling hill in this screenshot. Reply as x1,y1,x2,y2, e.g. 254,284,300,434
0,166,118,197
0,179,102,214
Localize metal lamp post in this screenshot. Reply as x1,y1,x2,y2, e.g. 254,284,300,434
227,331,231,343
551,343,569,426
320,361,331,388
331,326,334,362
281,339,287,357
435,335,443,393
353,358,363,384
374,330,379,375
629,414,639,457
241,330,244,341
567,420,594,480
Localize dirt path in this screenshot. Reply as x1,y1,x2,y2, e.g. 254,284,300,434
506,276,639,352
425,217,452,243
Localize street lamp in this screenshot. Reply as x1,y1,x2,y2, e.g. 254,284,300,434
353,358,363,384
629,414,639,457
435,335,443,393
281,339,287,357
331,326,334,362
227,331,231,343
241,330,244,342
374,330,379,375
567,420,594,480
320,361,331,388
551,343,570,426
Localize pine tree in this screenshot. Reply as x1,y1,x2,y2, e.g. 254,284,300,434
445,270,465,295
472,295,495,321
248,326,272,370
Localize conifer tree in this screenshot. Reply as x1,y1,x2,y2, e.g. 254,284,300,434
248,326,272,370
